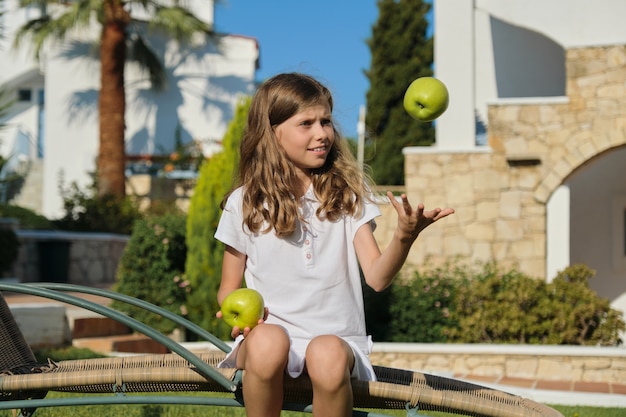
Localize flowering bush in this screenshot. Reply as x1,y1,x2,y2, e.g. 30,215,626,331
161,125,205,175
163,140,204,174
112,214,189,334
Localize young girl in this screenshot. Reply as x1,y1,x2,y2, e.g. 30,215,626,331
215,72,454,417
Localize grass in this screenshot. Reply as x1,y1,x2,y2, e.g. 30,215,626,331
0,392,623,417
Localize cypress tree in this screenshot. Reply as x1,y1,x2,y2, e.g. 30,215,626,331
185,97,250,339
365,0,434,185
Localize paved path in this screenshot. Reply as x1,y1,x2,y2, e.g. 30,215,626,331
455,373,626,407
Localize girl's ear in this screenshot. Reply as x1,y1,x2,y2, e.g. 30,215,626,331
272,125,281,144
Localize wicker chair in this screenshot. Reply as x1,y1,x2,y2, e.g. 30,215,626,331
0,283,564,417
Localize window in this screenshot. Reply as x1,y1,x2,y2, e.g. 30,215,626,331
18,89,32,102
37,89,45,158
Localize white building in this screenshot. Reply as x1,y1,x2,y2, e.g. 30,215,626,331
0,0,258,218
403,0,626,315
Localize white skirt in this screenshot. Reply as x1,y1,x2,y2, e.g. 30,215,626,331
218,334,377,381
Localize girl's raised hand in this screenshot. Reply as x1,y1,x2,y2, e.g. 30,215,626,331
387,191,454,241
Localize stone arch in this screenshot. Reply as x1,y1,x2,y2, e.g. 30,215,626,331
533,45,626,203
535,142,626,204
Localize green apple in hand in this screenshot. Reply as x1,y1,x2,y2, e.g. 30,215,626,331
403,77,449,122
220,288,265,330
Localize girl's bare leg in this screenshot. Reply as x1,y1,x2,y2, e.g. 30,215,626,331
236,324,290,417
305,335,355,417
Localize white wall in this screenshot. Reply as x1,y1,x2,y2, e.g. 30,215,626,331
42,32,102,214
475,0,626,48
123,34,258,157
433,0,475,150
546,185,570,283
0,1,43,85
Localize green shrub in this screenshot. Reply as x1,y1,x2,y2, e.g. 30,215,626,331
448,263,624,345
54,178,142,234
365,261,468,343
0,226,19,274
113,214,189,334
448,263,555,343
185,97,249,340
386,265,461,343
370,261,625,346
0,204,56,229
549,264,625,346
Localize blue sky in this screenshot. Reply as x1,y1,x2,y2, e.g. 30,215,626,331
214,1,380,139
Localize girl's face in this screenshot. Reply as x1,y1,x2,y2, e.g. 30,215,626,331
274,104,335,182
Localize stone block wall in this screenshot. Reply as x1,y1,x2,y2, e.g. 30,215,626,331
11,231,129,285
370,344,626,385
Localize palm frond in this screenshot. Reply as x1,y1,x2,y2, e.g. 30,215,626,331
17,0,47,7
14,0,100,59
13,16,53,59
0,85,15,146
128,34,167,91
149,6,212,43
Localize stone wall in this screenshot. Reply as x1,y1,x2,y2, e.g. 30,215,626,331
369,343,626,385
402,44,626,279
12,231,129,285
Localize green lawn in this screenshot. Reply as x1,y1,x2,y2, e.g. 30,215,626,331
0,392,622,417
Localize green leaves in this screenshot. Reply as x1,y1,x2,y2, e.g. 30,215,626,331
113,214,189,334
184,97,250,340
367,261,625,345
149,6,212,42
365,0,435,185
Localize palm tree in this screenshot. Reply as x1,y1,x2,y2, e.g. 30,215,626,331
13,0,213,197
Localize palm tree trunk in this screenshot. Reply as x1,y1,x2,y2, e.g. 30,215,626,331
98,0,130,197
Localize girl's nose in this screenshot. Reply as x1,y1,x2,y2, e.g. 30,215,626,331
313,122,327,139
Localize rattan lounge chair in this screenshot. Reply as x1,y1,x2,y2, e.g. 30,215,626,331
0,282,564,417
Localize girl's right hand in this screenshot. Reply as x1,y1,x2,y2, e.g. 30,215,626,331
216,307,269,339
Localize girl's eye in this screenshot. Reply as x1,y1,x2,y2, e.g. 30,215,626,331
322,119,333,126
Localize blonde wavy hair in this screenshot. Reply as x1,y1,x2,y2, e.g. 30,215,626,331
224,73,374,238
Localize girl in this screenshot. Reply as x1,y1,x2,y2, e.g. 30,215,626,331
215,72,454,417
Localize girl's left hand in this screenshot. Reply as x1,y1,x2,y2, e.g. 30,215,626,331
387,191,455,241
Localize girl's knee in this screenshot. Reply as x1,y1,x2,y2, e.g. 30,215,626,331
305,335,353,388
306,335,352,365
238,324,290,373
248,324,290,350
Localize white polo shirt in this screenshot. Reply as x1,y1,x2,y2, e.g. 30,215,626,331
215,185,381,355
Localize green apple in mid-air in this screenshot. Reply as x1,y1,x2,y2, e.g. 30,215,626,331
403,77,449,122
220,288,265,330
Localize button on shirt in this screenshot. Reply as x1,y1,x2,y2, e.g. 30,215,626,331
214,185,381,353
